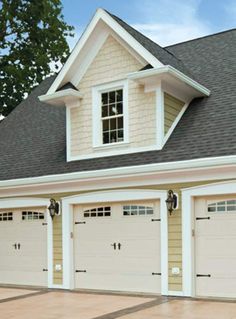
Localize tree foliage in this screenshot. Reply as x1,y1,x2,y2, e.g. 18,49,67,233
0,0,74,116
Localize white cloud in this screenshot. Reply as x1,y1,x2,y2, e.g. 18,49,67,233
132,0,211,46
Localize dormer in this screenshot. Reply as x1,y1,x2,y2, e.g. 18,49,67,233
39,8,210,161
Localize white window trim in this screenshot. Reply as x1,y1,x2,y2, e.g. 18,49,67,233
61,189,168,294
92,79,129,148
0,197,54,289
182,180,236,297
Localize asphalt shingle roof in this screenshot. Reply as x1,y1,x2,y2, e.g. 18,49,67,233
0,28,235,181
106,11,197,81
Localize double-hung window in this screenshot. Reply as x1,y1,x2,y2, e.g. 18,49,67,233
93,81,128,148
101,89,124,144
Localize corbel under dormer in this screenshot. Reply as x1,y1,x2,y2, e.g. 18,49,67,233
128,65,210,149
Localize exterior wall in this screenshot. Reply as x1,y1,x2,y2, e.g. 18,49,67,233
164,93,185,135
70,35,156,157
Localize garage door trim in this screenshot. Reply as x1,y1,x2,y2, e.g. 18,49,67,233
182,180,236,297
61,189,168,294
0,197,53,288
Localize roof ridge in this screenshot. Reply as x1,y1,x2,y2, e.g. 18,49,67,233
165,28,236,48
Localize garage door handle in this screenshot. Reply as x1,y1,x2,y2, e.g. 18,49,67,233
196,274,211,277
13,243,17,250
17,243,21,250
111,243,116,250
118,243,121,250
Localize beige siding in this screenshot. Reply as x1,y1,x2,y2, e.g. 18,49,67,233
70,35,156,157
53,214,62,284
164,93,185,135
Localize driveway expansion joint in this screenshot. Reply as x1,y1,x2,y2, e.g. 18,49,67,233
91,296,174,319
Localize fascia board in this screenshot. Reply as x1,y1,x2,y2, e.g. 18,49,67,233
1,155,236,188
128,66,210,96
46,8,163,94
39,89,83,106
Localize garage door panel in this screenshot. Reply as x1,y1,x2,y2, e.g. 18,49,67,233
195,197,236,298
197,277,236,298
197,221,236,236
74,202,161,293
117,256,160,273
119,239,160,257
0,271,47,287
197,237,236,257
75,240,114,255
0,209,47,287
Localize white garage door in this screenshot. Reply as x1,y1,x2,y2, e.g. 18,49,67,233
0,208,48,287
195,197,236,298
74,201,161,293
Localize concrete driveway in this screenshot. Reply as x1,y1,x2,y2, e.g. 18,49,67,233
0,287,235,319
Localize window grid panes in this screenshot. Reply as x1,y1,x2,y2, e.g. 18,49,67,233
208,200,236,213
83,207,111,218
123,205,154,216
0,212,13,221
101,89,124,144
22,211,45,221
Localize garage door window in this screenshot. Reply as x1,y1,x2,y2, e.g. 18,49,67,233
123,205,154,216
22,211,45,220
0,212,13,221
207,200,236,213
83,207,111,218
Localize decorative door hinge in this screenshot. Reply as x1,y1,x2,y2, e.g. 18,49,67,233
152,272,161,276
43,269,48,272
196,217,210,220
196,274,211,277
75,221,86,225
151,219,161,222
75,270,87,273
42,222,48,226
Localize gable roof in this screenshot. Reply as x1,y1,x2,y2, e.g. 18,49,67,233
0,27,235,181
47,8,200,94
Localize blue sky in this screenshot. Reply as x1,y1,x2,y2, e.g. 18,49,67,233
62,0,236,49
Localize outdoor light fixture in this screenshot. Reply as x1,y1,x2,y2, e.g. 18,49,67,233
48,198,60,219
166,190,177,215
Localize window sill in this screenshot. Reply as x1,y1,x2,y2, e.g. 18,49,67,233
93,141,130,152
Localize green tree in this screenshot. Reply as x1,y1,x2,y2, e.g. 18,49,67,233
0,0,74,117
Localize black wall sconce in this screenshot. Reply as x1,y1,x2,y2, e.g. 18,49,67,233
48,198,60,219
166,190,177,215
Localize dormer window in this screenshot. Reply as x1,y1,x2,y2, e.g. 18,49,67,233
92,80,128,148
101,89,124,144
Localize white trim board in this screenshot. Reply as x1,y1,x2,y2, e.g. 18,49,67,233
62,189,168,294
1,155,236,190
182,180,236,297
0,197,54,289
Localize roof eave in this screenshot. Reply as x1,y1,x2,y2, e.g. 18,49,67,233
39,89,83,107
128,65,211,97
